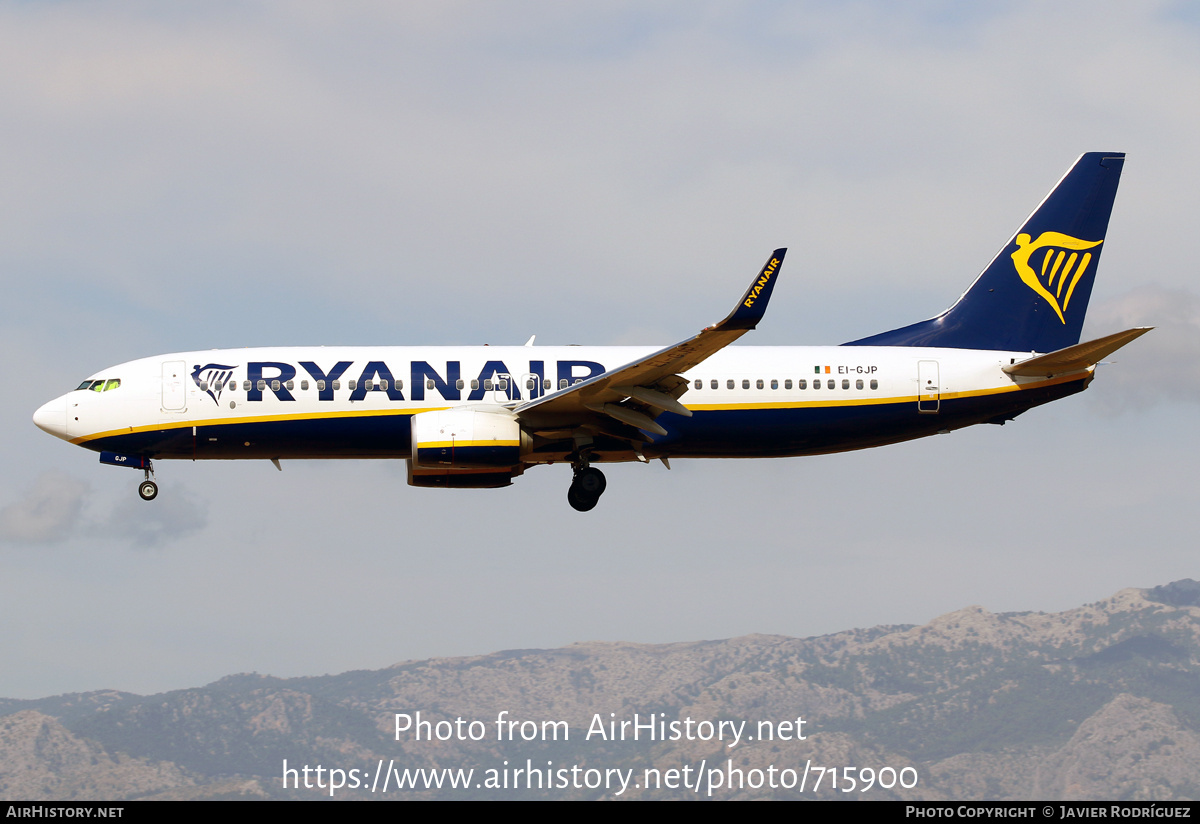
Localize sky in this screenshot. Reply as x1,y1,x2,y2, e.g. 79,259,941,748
1,0,1198,699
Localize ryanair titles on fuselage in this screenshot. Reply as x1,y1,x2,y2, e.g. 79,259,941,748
196,359,608,404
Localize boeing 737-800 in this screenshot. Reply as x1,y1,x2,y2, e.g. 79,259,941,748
33,152,1148,511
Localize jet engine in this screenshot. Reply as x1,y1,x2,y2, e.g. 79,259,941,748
407,408,530,488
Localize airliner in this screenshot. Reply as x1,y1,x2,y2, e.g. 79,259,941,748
33,152,1148,511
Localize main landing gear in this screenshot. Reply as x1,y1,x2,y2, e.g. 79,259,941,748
567,462,607,512
137,461,158,501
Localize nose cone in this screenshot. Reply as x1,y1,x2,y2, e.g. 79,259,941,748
33,395,69,441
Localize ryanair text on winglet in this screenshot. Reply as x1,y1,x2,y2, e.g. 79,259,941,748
742,258,780,308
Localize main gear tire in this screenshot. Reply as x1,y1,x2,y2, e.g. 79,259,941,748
567,485,598,512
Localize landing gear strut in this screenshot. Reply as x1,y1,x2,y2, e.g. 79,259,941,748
137,461,158,501
567,461,606,512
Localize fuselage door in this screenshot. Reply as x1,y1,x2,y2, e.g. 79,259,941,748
162,360,187,412
520,372,541,401
917,360,940,414
493,373,513,404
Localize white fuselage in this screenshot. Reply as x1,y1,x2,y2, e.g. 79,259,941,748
33,344,1091,465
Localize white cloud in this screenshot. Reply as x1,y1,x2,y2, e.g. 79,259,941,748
0,472,88,545
98,488,209,549
0,472,207,549
1085,286,1200,410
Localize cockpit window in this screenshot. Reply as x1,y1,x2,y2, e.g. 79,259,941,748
76,378,120,392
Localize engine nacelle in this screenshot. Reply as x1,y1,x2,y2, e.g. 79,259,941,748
406,462,523,489
410,409,528,469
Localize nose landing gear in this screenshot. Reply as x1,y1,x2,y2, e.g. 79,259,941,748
100,452,159,500
567,463,607,512
137,461,158,501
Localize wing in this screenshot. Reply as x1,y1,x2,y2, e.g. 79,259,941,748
515,249,786,441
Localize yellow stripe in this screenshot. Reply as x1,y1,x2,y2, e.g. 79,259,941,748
688,395,904,411
418,440,520,449
686,372,1087,412
70,406,448,445
71,373,1088,444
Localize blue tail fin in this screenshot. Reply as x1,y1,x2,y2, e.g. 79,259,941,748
845,152,1125,352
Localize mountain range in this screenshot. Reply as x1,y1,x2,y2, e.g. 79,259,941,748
3,580,1199,800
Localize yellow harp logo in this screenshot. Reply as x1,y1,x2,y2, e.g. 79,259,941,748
1010,232,1103,324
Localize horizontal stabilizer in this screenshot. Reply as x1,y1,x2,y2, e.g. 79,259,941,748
1003,327,1152,377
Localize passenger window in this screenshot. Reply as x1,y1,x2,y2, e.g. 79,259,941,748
395,380,403,390
349,380,357,391
574,379,582,385
798,379,806,389
286,380,294,391
258,380,267,391
711,379,718,390
301,380,309,390
870,379,878,390
756,379,764,389
316,380,325,391
694,379,702,390
427,380,435,390
332,380,340,391
199,381,208,392
813,380,820,390
243,380,251,391
856,379,863,390
271,380,280,391
771,379,778,390
727,379,734,389
484,379,493,391
742,379,750,389
559,379,567,389
527,378,536,390
543,379,552,390
785,379,792,389
842,379,849,389
456,379,465,390
827,379,835,389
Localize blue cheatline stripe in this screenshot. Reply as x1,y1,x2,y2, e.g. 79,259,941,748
82,375,1088,461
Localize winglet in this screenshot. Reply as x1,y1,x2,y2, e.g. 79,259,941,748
716,248,787,331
